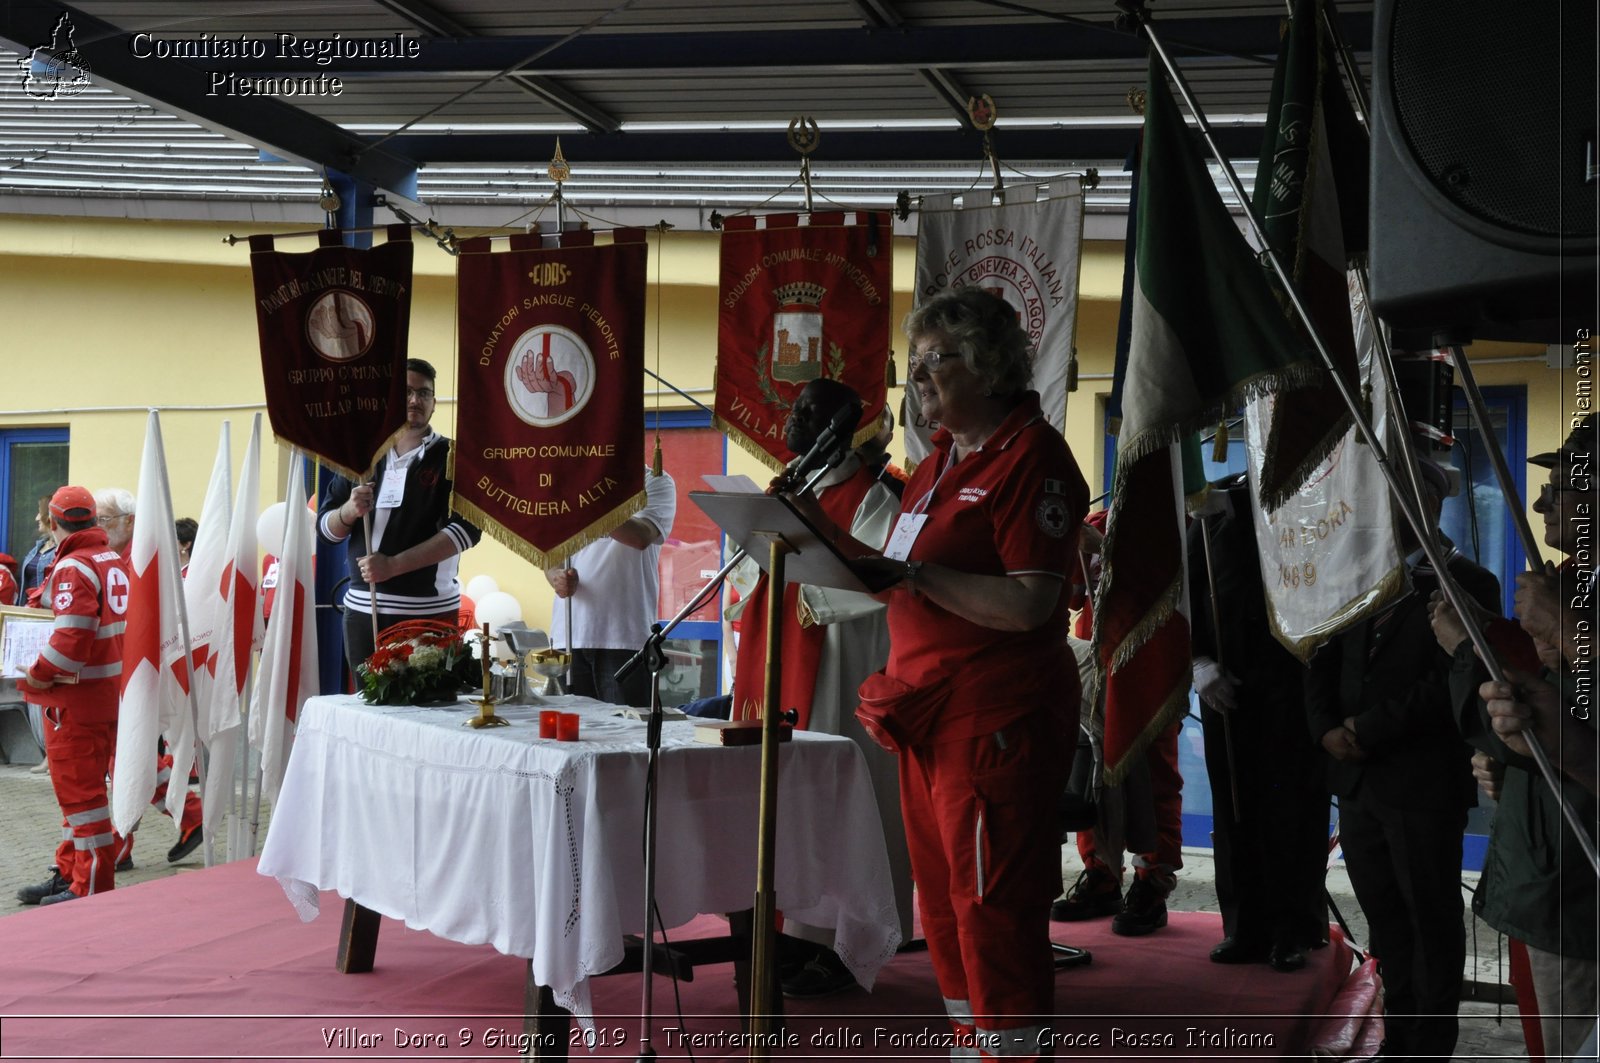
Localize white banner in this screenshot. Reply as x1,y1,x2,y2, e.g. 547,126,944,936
1246,272,1404,660
907,181,1084,467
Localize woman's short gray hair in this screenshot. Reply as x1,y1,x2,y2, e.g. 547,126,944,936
903,288,1033,397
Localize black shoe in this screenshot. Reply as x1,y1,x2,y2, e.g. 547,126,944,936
115,854,134,873
1111,876,1168,937
17,871,69,906
37,887,80,906
1209,937,1269,964
167,826,203,864
780,951,858,999
1268,940,1307,972
1050,867,1122,922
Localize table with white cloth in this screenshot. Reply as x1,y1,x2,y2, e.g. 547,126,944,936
257,694,901,1034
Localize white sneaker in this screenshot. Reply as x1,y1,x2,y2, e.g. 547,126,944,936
29,760,49,774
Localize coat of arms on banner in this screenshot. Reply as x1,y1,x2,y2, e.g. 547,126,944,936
716,212,891,469
452,231,647,568
770,281,835,384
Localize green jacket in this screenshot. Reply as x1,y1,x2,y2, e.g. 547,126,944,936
1451,643,1598,958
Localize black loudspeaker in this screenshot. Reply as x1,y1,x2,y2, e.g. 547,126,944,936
1368,0,1597,346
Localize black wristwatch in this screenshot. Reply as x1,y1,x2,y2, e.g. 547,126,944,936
902,559,923,585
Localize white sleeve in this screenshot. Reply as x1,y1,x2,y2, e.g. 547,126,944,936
637,468,677,542
797,480,899,626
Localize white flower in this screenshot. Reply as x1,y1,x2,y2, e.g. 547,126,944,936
409,643,445,671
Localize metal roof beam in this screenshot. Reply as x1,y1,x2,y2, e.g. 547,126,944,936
169,16,1370,77
0,0,421,198
381,125,1263,165
370,0,619,132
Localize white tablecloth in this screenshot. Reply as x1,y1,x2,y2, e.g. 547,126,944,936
257,695,902,1022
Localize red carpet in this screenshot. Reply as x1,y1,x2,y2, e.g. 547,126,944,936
0,860,1364,1060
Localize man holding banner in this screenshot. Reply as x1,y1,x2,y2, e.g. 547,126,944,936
318,358,481,675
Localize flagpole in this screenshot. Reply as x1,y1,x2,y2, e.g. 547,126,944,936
1119,0,1599,877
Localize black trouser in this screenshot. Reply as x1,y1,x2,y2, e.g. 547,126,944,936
567,647,651,708
1201,697,1329,949
1339,791,1468,1063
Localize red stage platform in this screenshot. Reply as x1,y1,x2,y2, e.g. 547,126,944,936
0,859,1378,1060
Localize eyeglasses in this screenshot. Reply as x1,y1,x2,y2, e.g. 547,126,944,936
406,387,435,401
909,350,958,374
97,513,129,526
1537,483,1587,506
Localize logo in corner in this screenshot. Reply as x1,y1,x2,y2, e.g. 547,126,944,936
20,14,92,100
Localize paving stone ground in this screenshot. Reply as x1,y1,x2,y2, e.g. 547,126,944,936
1,758,1533,1060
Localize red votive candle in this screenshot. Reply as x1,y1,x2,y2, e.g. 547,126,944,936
557,712,581,742
539,710,560,739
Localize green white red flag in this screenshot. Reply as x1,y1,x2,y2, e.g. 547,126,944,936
1248,0,1369,511
1092,62,1314,783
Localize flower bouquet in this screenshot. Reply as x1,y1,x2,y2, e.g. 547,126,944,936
357,626,479,706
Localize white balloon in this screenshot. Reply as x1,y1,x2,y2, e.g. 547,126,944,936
464,574,500,602
473,591,523,630
256,502,286,555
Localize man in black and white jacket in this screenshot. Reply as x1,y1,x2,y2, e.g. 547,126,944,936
319,358,481,676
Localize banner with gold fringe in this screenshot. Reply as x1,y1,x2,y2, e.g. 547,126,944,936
452,229,647,568
249,226,413,482
715,212,891,469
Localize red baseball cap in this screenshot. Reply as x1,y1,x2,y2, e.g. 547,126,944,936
49,485,97,522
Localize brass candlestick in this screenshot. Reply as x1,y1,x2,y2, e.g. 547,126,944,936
467,621,510,729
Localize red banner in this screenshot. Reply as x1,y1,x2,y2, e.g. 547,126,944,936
250,227,413,481
452,231,647,567
716,212,891,468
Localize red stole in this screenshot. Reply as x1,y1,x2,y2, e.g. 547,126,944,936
732,467,876,730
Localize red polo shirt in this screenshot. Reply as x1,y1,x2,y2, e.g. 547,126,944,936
885,392,1088,740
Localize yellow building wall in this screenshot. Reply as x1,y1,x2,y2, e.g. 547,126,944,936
0,214,1567,636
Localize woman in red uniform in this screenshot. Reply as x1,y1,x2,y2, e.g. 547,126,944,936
858,287,1087,1058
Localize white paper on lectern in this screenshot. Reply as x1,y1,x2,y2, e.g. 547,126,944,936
701,474,762,494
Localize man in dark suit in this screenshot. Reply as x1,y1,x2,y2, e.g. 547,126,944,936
1189,475,1327,972
1304,460,1500,1063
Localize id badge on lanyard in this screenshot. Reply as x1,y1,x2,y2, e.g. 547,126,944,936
883,458,947,561
375,465,408,509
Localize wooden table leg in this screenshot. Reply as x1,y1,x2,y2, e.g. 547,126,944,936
335,898,381,974
727,909,784,1032
522,960,570,1062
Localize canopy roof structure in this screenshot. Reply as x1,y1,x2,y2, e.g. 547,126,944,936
0,0,1374,228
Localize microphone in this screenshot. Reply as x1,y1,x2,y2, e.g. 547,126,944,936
775,404,858,493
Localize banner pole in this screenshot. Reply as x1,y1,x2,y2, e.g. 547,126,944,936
1120,0,1598,876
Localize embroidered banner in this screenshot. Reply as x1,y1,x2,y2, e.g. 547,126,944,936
1245,271,1404,660
907,182,1084,469
249,227,413,482
716,212,891,469
452,230,647,567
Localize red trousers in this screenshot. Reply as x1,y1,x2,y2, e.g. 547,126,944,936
900,711,1069,1058
1076,720,1183,887
112,751,203,865
43,707,117,898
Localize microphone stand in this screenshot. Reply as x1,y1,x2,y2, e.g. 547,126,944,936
631,624,668,1062
611,454,842,1056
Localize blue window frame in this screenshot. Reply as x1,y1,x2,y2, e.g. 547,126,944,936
1440,386,1527,619
1,428,70,561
